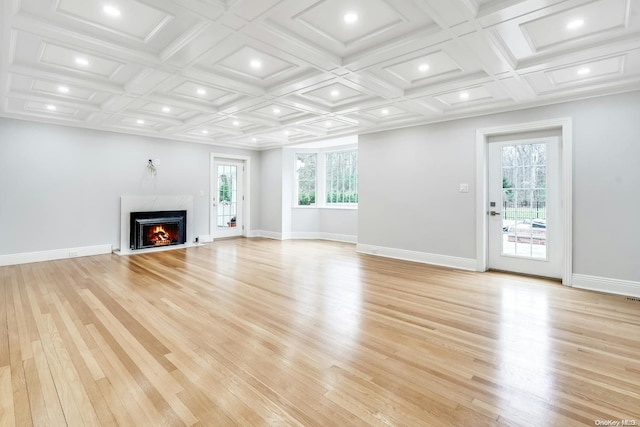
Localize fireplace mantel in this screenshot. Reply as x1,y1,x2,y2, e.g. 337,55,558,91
118,196,195,255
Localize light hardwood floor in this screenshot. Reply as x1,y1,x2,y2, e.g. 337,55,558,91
1,238,639,426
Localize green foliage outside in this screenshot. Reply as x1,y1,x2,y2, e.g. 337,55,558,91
299,191,316,206
502,177,514,202
297,153,317,206
326,192,358,203
219,174,231,203
325,150,358,205
501,143,547,220
296,150,359,205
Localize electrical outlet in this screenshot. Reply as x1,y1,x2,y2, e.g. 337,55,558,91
459,183,469,193
69,250,79,257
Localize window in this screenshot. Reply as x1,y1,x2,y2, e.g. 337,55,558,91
325,149,358,205
295,148,358,207
296,153,316,206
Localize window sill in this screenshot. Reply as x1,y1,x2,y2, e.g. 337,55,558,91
292,206,358,210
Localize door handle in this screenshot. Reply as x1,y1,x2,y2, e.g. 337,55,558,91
489,211,501,216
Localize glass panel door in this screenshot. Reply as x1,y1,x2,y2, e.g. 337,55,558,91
488,137,562,278
212,159,244,239
501,143,547,259
217,164,237,229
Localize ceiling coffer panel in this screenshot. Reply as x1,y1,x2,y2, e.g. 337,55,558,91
0,0,639,148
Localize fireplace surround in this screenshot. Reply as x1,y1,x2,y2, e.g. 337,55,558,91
130,210,186,250
119,196,194,255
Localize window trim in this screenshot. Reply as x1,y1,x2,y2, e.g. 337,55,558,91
293,144,358,209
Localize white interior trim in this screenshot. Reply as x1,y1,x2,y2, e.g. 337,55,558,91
210,153,251,240
573,274,640,298
476,118,573,285
0,244,112,266
357,244,477,271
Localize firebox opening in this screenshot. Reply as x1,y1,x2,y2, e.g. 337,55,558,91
145,224,179,246
130,210,187,250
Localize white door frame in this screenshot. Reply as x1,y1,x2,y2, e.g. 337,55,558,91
475,118,573,285
210,153,251,240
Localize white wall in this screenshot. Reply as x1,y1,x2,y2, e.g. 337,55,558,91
258,148,283,235
319,209,358,239
292,208,320,234
359,124,476,258
0,118,260,256
290,208,357,242
358,90,640,285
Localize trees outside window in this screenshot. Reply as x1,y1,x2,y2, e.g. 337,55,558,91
295,148,358,207
219,174,231,203
325,150,358,204
502,143,547,220
296,153,316,206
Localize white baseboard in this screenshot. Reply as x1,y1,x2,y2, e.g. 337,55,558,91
197,234,213,243
250,230,284,240
250,230,357,244
290,232,357,244
356,244,477,271
114,242,204,256
573,274,640,298
0,244,113,266
247,230,261,238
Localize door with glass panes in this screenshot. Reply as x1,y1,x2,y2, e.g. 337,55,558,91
212,159,244,239
487,137,562,278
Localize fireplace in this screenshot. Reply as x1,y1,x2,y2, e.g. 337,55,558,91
130,210,187,250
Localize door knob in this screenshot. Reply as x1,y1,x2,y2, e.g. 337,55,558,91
489,211,501,216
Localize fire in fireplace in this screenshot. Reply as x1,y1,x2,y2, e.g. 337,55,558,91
130,210,186,250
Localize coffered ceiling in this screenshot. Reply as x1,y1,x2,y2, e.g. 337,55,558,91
1,0,639,149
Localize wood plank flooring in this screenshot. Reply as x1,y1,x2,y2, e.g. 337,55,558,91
1,238,639,426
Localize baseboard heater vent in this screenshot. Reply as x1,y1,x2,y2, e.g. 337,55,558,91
626,297,640,302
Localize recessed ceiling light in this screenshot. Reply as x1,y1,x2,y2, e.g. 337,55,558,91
137,119,145,124
344,12,358,24
284,130,290,136
273,108,281,114
103,5,121,17
46,105,56,111
566,19,584,30
202,130,209,135
252,137,257,142
233,120,240,126
325,121,332,127
196,88,206,95
459,92,470,100
162,106,171,113
75,57,89,66
330,90,340,97
250,59,262,69
577,67,591,75
57,86,69,93
381,109,389,115
419,63,430,72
